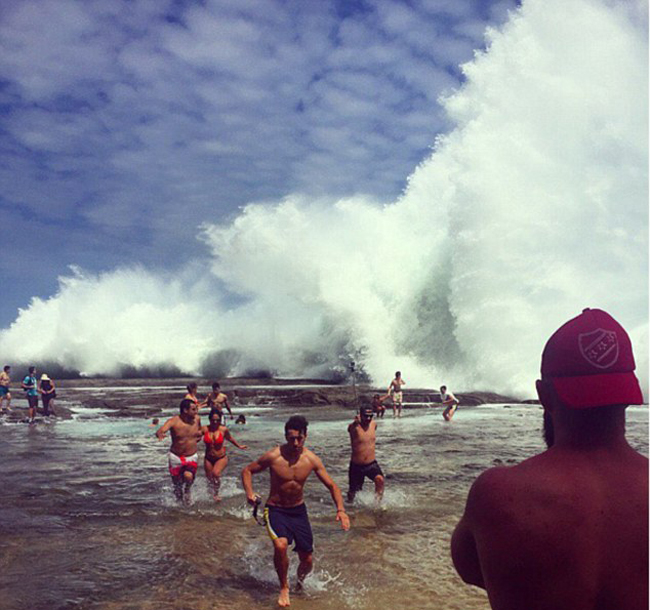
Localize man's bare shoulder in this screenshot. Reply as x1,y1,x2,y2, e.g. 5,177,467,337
302,447,324,469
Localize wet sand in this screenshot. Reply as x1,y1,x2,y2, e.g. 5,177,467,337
0,380,646,610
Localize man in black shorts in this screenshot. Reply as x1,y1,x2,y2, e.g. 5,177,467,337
347,406,385,502
242,415,350,608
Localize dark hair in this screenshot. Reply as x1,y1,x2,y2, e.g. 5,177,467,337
359,405,373,414
3,365,9,372
28,366,35,374
440,385,447,392
395,371,401,377
212,382,220,390
179,398,195,413
285,415,308,435
209,408,223,422
186,382,198,393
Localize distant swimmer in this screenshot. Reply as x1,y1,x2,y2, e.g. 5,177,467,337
38,374,56,417
202,381,233,419
440,385,459,421
200,408,247,502
0,365,11,412
241,415,350,607
235,414,247,425
21,366,38,424
388,371,405,417
451,308,648,610
148,418,160,428
347,406,385,503
371,393,387,418
156,398,202,504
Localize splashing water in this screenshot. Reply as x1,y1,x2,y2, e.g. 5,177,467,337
1,0,647,399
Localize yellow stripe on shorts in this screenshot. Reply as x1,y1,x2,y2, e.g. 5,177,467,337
263,507,278,540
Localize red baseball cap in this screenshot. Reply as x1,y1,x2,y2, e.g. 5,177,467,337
541,308,644,409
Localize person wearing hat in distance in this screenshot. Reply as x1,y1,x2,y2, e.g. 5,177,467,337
38,373,56,417
451,308,648,610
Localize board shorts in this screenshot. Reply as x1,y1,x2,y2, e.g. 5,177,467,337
168,452,199,477
27,395,38,408
391,391,403,404
0,386,8,397
264,503,314,554
348,460,384,494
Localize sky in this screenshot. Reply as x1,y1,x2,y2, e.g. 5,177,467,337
1,0,647,395
1,0,518,328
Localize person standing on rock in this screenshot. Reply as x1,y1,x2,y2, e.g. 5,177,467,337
440,385,459,421
241,415,350,608
0,365,11,412
156,398,202,504
21,366,38,424
451,308,648,610
347,405,385,503
38,373,57,417
388,371,405,417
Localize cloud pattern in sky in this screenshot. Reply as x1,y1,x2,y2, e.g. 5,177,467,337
0,0,518,325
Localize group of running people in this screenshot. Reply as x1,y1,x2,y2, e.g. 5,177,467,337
0,364,57,422
155,374,460,607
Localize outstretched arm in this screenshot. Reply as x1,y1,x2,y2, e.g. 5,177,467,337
241,450,273,505
155,417,176,441
225,428,247,450
313,455,350,530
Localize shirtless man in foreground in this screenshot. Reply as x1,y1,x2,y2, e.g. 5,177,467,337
156,398,202,504
347,405,385,502
451,308,648,610
241,415,350,607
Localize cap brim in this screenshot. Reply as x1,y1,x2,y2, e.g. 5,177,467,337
550,372,644,409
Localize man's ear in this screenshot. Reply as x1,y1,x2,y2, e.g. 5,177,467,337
536,379,554,412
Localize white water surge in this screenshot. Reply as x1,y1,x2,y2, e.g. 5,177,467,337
2,0,647,398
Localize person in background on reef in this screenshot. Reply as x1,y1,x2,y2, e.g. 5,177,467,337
184,381,201,406
440,385,459,421
200,408,247,502
0,365,11,412
388,371,405,417
347,405,385,503
21,366,38,424
371,393,387,418
156,398,202,504
202,381,233,420
242,415,350,608
38,373,56,417
451,308,648,610
235,414,246,425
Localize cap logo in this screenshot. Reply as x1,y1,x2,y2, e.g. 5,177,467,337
578,329,619,369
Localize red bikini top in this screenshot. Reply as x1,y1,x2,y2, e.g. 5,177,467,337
204,429,224,445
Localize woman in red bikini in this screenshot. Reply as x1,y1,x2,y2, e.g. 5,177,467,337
201,408,247,501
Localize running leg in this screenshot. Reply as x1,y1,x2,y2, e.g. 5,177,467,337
272,537,291,607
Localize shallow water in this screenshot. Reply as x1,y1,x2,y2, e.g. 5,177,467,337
0,393,647,610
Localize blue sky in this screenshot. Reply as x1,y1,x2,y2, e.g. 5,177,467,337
0,0,520,328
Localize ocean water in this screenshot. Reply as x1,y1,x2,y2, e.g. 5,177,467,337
1,389,647,610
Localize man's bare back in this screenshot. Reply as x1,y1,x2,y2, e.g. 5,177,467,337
453,445,648,610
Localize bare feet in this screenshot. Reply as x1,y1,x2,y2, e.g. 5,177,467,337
278,587,290,607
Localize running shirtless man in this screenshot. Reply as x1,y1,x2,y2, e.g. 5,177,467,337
241,415,350,608
202,381,233,419
388,371,405,417
347,405,385,502
156,398,202,504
